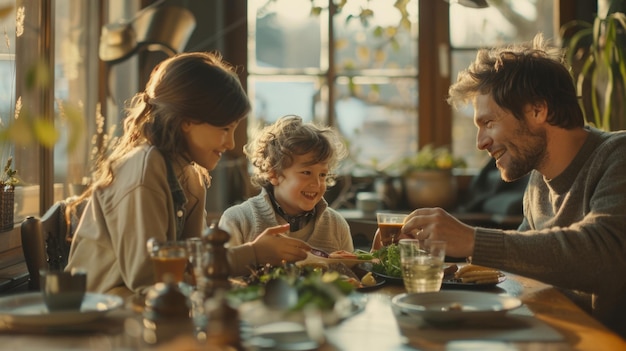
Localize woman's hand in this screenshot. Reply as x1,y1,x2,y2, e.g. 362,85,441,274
251,224,311,266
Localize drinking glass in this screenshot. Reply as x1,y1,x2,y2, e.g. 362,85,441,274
40,268,87,311
399,239,446,293
185,237,210,286
147,239,188,284
184,238,212,329
376,212,408,246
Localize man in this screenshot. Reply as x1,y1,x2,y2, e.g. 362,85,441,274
400,33,626,338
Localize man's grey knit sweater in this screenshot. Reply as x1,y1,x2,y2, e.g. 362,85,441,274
472,126,626,338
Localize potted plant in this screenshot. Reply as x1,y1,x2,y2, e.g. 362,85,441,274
399,145,467,210
0,157,19,231
560,0,626,131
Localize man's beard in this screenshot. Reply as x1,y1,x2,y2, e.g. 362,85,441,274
499,120,546,182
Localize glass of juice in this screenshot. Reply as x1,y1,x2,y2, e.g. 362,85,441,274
147,240,188,284
376,212,408,246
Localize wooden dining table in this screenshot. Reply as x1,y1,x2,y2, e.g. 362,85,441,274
323,271,626,351
0,269,625,351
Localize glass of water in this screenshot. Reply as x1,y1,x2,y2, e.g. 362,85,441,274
399,239,446,293
185,237,211,287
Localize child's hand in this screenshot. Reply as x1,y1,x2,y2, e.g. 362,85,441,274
251,224,310,266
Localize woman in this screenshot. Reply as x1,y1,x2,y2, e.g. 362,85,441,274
65,52,251,297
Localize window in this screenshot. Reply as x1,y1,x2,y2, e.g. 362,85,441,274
248,0,418,175
54,1,106,194
0,1,15,141
2,0,136,222
248,0,556,174
0,0,39,223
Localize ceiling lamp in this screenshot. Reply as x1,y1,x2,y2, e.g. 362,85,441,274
99,4,196,64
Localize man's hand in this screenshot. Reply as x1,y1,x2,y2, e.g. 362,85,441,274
399,208,476,258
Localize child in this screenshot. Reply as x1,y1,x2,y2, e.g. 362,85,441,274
221,115,353,276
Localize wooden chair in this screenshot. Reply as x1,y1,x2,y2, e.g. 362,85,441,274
20,198,87,290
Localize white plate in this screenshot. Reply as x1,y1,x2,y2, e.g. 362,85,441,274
296,252,375,268
442,274,507,288
391,291,521,325
0,292,124,326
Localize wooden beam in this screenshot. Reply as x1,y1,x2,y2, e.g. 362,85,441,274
224,0,248,160
418,0,452,150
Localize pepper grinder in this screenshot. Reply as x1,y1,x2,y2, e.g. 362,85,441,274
201,220,243,350
204,290,244,350
201,220,232,298
142,273,193,345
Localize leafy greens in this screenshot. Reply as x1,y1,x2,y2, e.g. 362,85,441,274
371,244,401,278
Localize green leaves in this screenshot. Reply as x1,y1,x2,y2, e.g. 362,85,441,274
0,157,19,187
353,249,375,260
398,144,467,173
1,51,85,153
1,98,85,150
561,10,626,131
227,264,355,311
372,243,402,277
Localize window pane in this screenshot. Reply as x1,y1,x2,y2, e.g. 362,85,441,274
450,0,555,48
1,1,42,222
0,0,15,56
333,0,418,175
336,78,417,173
0,56,13,131
249,77,319,127
249,0,322,71
334,0,418,72
451,50,490,169
248,0,419,178
53,1,100,199
0,0,15,143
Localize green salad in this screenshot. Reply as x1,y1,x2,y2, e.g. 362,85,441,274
353,249,375,260
227,264,355,311
371,244,401,278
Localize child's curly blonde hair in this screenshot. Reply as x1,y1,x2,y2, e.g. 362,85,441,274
244,115,348,188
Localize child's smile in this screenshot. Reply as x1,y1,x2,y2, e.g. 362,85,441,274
273,153,329,216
